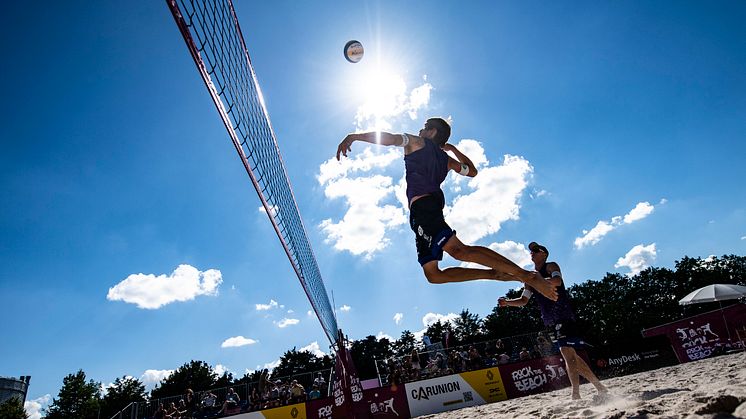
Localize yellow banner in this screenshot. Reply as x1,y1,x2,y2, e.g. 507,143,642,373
459,367,508,403
260,403,306,419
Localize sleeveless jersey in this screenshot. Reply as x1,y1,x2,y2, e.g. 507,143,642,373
404,137,449,206
534,262,576,326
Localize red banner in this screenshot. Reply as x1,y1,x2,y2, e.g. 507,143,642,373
642,303,746,363
497,354,571,399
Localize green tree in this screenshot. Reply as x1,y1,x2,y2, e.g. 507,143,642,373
100,376,147,419
392,330,416,356
481,288,542,340
150,360,216,399
270,348,333,382
423,320,456,347
350,335,393,380
453,309,483,344
0,397,29,419
45,370,101,419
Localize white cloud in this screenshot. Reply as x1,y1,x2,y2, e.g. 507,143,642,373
445,153,533,243
25,394,51,419
307,310,314,316
107,265,221,309
276,318,300,328
575,201,657,249
221,336,258,348
319,171,406,259
623,202,655,224
414,312,459,341
615,243,657,276
460,240,532,270
300,341,327,357
393,312,404,325
141,369,174,389
261,359,281,371
376,331,394,341
258,205,279,217
255,299,279,311
422,312,459,328
741,236,746,240
214,364,230,376
339,305,351,312
659,198,668,205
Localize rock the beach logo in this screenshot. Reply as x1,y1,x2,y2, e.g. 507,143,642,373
676,322,720,361
511,363,566,393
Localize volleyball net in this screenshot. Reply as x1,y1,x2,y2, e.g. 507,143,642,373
166,0,338,345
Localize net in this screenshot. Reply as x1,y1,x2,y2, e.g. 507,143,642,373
167,0,338,344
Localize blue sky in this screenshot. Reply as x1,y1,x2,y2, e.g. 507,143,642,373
2,1,745,416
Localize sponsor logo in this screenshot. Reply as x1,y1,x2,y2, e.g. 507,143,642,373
411,381,461,400
317,405,332,418
608,353,641,366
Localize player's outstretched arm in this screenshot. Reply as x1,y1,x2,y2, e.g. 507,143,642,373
498,294,530,308
443,143,477,177
336,132,419,160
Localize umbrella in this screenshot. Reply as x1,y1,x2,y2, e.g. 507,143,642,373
679,284,746,305
678,283,746,342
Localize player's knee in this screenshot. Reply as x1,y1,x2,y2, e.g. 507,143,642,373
423,267,444,284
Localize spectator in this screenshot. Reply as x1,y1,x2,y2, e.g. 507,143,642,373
249,387,260,411
467,346,484,370
410,349,422,377
313,372,327,391
218,387,240,415
448,350,463,373
200,392,217,416
183,389,197,418
308,384,321,400
153,403,167,419
289,379,306,403
165,402,179,419
498,352,511,365
519,347,531,361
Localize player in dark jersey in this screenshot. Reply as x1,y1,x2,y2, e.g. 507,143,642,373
336,118,557,301
499,242,608,399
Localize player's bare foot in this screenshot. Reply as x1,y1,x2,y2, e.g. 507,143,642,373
524,271,558,301
571,392,581,400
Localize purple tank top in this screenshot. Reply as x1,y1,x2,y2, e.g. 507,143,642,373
534,263,576,326
404,137,450,206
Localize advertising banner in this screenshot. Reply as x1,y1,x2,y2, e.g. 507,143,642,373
404,367,507,417
498,354,570,399
353,385,409,418
232,403,306,419
642,303,746,363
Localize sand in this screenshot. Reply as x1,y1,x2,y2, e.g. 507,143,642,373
418,351,746,419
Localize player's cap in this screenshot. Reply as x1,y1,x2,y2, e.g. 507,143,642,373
528,242,549,256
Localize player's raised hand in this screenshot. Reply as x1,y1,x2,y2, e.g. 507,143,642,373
336,135,355,161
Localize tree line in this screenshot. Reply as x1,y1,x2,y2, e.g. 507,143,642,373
13,254,744,419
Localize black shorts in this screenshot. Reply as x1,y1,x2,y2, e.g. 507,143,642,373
547,320,586,348
409,195,455,266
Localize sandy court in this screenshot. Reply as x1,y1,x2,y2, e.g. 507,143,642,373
418,351,746,419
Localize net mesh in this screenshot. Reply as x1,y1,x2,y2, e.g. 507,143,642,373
167,0,338,344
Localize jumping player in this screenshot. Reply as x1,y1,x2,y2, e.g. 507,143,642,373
335,118,558,301
499,242,608,399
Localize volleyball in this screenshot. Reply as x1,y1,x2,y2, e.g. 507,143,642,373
343,40,364,63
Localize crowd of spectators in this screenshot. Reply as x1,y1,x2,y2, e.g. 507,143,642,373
148,372,329,419
382,333,559,385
